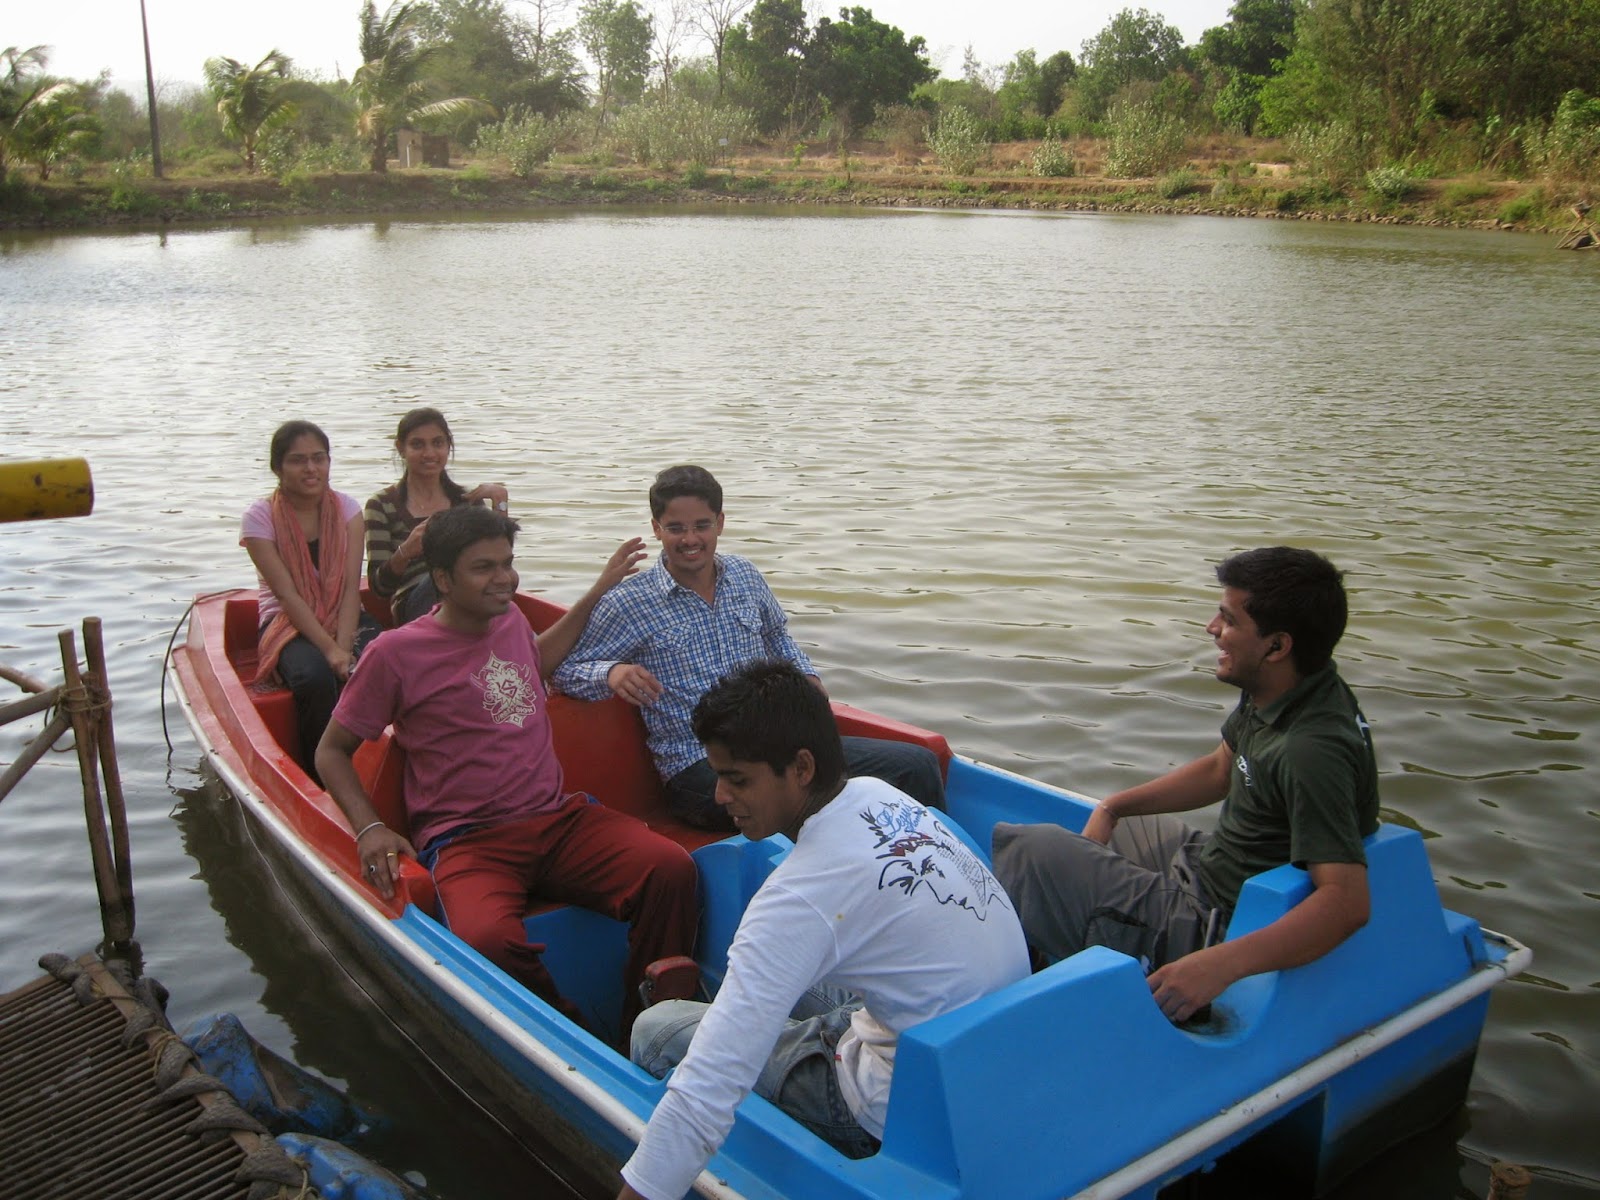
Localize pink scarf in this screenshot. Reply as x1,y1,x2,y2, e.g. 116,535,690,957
254,489,350,685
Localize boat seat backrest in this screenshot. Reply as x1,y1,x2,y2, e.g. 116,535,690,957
350,731,438,917
879,824,1484,1196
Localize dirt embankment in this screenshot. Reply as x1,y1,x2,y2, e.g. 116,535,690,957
0,145,1583,237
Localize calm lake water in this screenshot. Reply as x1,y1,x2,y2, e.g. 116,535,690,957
1,206,1596,1199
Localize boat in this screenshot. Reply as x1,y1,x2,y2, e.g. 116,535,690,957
169,587,1530,1200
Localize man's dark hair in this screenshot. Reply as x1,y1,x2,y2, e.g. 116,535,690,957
691,661,845,796
1216,546,1348,676
649,464,723,519
424,504,520,574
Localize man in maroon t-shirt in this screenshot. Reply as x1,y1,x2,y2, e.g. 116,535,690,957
316,506,698,1031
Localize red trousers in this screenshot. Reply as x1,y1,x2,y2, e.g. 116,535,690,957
430,795,698,1031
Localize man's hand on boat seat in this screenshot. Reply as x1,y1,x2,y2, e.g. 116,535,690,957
359,824,417,901
608,663,663,708
1147,946,1236,1025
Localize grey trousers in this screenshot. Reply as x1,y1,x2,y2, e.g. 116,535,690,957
991,814,1222,973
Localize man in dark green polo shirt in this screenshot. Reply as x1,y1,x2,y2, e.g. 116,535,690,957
992,546,1380,1024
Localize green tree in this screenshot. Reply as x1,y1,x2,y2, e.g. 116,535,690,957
578,0,653,128
806,6,936,137
1071,8,1188,121
352,0,496,172
6,81,97,180
692,0,754,100
1,46,68,179
723,0,811,134
1198,0,1296,78
203,50,327,172
416,0,585,120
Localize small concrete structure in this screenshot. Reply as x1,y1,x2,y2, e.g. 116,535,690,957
396,128,451,169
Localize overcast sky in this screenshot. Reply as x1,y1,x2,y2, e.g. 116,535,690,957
10,0,1235,93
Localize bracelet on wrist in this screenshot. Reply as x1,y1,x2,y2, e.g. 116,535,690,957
354,820,386,840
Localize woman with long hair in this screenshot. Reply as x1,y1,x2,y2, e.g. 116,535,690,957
365,407,508,625
241,420,380,777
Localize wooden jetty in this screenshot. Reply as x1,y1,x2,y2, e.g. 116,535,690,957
0,461,326,1200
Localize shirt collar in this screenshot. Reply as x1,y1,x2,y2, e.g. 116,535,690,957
1253,661,1339,726
651,551,724,598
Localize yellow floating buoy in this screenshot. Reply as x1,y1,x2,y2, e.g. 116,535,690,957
0,458,95,524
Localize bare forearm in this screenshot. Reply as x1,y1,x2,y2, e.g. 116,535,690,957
1102,742,1232,819
315,735,379,830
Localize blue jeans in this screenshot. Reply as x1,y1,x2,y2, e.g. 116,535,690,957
665,736,946,831
631,990,881,1159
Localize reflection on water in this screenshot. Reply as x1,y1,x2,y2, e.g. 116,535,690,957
1,208,1595,1198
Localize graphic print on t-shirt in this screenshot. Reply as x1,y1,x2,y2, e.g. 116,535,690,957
862,799,1010,920
469,651,538,727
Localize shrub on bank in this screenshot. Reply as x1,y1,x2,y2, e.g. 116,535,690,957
1365,164,1420,201
474,108,572,178
925,107,989,175
1031,134,1076,177
1103,101,1185,178
607,95,753,169
1155,168,1200,199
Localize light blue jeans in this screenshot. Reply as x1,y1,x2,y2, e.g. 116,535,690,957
630,987,881,1158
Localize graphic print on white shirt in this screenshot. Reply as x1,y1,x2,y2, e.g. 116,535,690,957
469,651,538,727
862,798,1008,919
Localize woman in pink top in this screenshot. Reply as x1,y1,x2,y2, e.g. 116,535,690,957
240,420,380,778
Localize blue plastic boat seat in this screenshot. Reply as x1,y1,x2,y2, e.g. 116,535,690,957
876,823,1490,1200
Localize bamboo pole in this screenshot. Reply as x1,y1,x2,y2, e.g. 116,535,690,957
0,710,71,805
0,686,63,728
0,663,50,693
83,618,135,932
58,628,133,948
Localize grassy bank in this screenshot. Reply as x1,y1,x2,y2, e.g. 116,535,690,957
0,142,1586,237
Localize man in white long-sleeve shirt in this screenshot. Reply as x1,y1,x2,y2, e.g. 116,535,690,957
617,661,1029,1200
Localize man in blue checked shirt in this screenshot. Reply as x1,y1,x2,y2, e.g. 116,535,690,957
551,464,945,831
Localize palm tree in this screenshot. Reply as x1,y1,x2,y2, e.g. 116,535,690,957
352,1,495,173
203,50,328,173
1,45,71,180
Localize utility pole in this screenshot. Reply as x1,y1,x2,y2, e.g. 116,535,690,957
139,0,163,178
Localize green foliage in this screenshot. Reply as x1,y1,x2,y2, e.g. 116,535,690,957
1198,0,1296,78
1154,167,1199,198
924,106,988,176
1030,133,1076,177
605,93,753,168
260,130,366,177
353,1,497,172
1073,7,1190,121
681,162,708,188
474,106,571,176
1440,181,1495,206
997,48,1076,124
415,0,585,124
1523,89,1600,178
1496,186,1546,223
1213,72,1266,135
104,159,159,213
808,6,937,136
203,50,329,172
579,0,654,126
790,141,807,166
1364,164,1420,200
2,46,99,181
1284,120,1370,187
1102,98,1185,177
869,103,926,161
